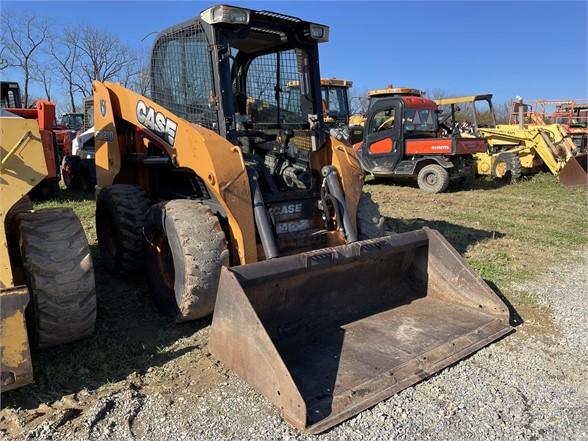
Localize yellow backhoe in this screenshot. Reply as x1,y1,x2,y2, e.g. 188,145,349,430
92,4,512,433
0,103,97,392
435,94,587,186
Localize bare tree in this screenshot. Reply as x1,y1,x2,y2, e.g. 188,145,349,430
1,12,50,106
64,25,136,97
36,66,53,101
349,87,369,115
50,39,80,111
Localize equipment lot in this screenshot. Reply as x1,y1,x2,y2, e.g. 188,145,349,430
0,173,586,440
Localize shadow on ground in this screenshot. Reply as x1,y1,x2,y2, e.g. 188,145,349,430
364,175,522,193
385,217,505,255
2,244,209,410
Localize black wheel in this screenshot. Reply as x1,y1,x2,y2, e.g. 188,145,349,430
417,164,450,193
357,192,384,239
143,200,229,321
96,185,150,275
61,155,81,190
79,158,97,193
492,152,522,183
18,208,96,347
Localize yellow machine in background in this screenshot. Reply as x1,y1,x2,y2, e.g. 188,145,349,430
319,78,352,126
435,94,587,186
0,106,96,392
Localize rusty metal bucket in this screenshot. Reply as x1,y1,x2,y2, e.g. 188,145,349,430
209,228,512,433
559,153,588,187
1,285,33,392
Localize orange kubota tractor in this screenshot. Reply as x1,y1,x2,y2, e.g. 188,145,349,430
92,4,512,433
354,87,487,193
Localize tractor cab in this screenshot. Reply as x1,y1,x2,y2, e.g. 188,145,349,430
0,82,22,109
57,112,84,131
320,78,352,127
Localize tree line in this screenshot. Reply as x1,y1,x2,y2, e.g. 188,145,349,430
0,12,150,112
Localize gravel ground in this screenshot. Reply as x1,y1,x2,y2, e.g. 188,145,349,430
2,253,587,441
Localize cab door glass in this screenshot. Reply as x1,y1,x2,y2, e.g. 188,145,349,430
369,108,396,134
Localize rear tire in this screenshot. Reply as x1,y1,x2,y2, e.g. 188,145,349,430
61,155,81,190
96,185,150,275
18,208,96,348
143,200,229,321
357,192,384,239
417,164,450,193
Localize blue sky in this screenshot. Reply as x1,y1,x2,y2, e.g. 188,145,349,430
3,1,587,107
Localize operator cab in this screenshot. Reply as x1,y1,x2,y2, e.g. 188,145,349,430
151,5,329,194
1,82,22,109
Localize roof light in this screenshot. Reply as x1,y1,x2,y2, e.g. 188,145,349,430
201,5,250,25
309,24,329,42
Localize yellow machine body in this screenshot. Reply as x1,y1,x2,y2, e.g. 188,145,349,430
0,116,48,392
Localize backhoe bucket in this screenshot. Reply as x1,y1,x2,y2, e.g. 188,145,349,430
1,285,33,392
209,228,512,433
559,153,588,187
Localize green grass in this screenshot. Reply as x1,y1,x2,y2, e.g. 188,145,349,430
369,173,587,286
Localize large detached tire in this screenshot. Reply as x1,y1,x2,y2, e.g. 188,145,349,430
96,185,150,275
357,192,385,239
417,164,450,193
143,200,229,321
18,208,96,348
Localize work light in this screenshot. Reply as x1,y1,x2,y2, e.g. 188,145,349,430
201,5,251,25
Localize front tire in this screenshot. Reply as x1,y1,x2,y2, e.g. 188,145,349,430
492,152,522,183
18,208,96,347
143,200,229,321
357,192,384,239
417,164,450,193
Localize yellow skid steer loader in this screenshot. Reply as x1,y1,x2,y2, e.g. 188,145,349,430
1,104,96,392
93,5,512,432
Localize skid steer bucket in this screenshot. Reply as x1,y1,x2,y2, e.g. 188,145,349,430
209,228,513,433
559,153,588,187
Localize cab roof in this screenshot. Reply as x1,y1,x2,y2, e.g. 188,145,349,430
434,94,493,106
368,86,423,97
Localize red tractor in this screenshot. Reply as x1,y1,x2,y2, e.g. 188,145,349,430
354,87,486,193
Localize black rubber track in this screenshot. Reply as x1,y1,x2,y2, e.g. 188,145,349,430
96,184,151,274
18,208,96,348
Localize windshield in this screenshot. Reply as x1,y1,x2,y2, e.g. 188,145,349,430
321,86,349,119
62,114,83,130
244,49,313,128
404,108,437,132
